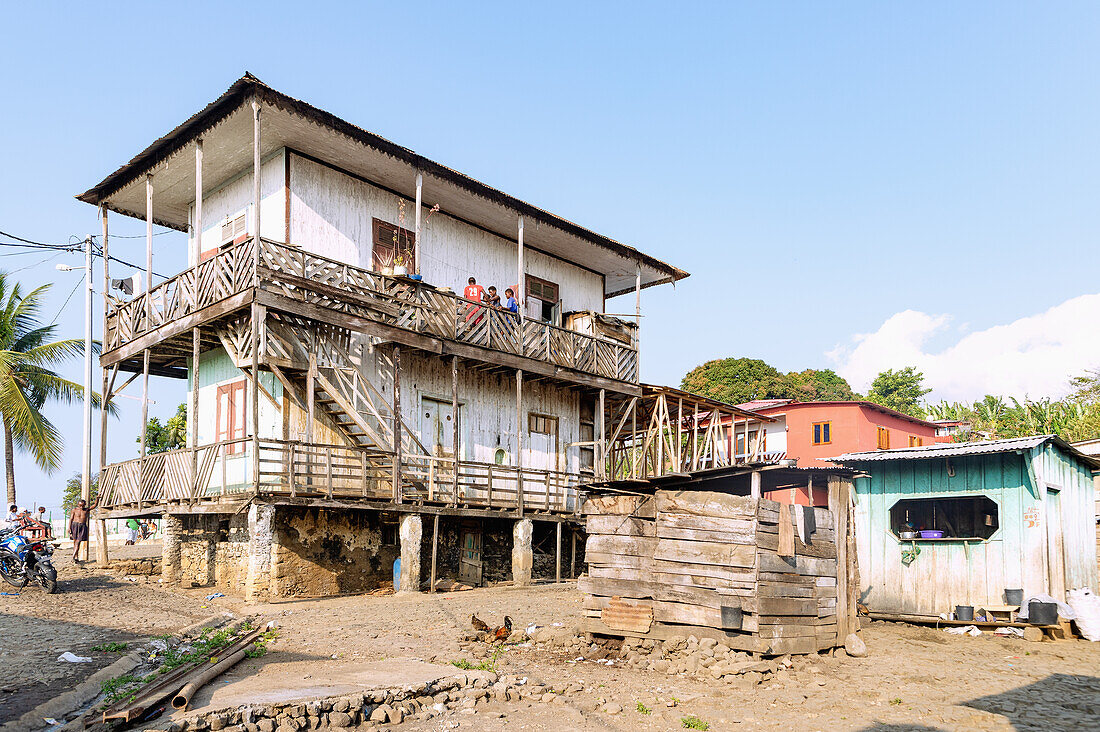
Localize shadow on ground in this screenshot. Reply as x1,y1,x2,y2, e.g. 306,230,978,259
962,672,1100,730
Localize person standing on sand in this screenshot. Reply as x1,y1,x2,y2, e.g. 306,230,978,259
69,498,94,562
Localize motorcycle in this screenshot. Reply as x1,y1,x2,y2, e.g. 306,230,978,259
0,527,58,593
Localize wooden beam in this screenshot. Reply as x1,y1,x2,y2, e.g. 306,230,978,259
306,351,316,441
451,355,460,506
750,470,762,499
392,345,403,503
191,327,200,500
250,302,261,493
194,139,203,266
516,369,524,516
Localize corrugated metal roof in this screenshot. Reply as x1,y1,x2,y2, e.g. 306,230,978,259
734,399,792,411
832,434,1100,465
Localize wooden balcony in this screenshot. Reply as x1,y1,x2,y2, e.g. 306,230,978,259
104,238,639,388
98,437,584,516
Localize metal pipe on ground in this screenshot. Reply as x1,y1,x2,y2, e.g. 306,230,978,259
171,629,264,711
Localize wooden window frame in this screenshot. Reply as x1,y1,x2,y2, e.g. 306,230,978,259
909,436,923,447
524,274,559,304
876,426,890,450
371,217,416,272
216,380,248,454
812,421,832,446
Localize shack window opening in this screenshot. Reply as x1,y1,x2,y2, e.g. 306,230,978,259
890,496,999,540
908,436,923,447
812,422,831,445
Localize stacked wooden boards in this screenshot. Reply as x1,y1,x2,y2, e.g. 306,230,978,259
579,489,851,656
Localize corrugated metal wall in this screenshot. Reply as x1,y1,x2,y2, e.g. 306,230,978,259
853,445,1098,616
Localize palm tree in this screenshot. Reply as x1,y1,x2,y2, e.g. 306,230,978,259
0,274,100,506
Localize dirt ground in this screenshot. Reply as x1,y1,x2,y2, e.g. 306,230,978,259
0,542,232,722
3,549,1100,731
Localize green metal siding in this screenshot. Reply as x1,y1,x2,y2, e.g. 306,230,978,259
852,444,1098,616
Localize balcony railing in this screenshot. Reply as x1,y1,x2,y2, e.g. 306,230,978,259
106,238,639,383
97,437,583,514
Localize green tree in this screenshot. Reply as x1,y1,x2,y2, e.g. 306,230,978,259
0,274,103,506
1068,367,1100,405
139,403,187,454
62,471,99,511
680,358,788,404
783,369,859,401
865,367,932,417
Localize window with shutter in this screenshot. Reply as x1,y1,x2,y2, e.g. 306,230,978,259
216,380,248,454
877,426,890,450
524,274,560,322
372,218,416,272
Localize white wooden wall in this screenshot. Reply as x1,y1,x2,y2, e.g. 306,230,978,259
187,150,288,265
288,154,606,313
187,347,282,446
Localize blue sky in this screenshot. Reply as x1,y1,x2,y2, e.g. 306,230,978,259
2,2,1099,508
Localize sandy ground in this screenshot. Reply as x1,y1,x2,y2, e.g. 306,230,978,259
3,553,1099,731
0,541,232,722
222,584,1100,731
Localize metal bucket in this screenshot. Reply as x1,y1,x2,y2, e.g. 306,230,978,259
1028,601,1058,626
955,605,974,622
1004,588,1024,606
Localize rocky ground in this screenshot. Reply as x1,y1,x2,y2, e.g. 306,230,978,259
3,550,1099,731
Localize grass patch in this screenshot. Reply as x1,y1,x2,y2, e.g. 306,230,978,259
890,698,902,706
636,702,651,715
681,716,709,730
450,658,496,672
100,674,141,704
91,642,128,653
245,628,278,659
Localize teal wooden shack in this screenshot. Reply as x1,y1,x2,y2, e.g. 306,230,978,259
834,435,1099,618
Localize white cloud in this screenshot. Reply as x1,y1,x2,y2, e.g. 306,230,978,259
827,294,1100,403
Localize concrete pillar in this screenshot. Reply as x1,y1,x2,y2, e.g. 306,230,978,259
246,504,275,602
161,514,183,585
512,518,534,586
399,514,423,593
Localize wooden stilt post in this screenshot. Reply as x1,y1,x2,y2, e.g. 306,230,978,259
751,470,762,499
140,349,150,499
306,352,316,441
516,369,524,516
631,400,638,479
191,327,200,499
392,345,403,503
597,389,605,479
250,99,262,494
194,138,203,266
96,206,110,567
555,520,562,583
451,355,460,506
692,402,699,470
250,303,260,493
430,513,439,593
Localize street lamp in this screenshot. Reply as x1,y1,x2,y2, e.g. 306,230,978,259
56,236,94,561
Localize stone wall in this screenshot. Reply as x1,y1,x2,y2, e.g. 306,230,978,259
272,507,399,597
177,515,218,588
214,514,250,595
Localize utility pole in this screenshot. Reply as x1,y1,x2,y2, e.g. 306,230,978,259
58,235,94,560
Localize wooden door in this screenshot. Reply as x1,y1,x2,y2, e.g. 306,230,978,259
459,530,482,585
1046,489,1067,600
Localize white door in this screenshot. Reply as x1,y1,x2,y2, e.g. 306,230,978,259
526,414,558,471
421,398,457,458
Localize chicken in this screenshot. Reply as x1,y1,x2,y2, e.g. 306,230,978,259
471,614,491,633
491,615,513,642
